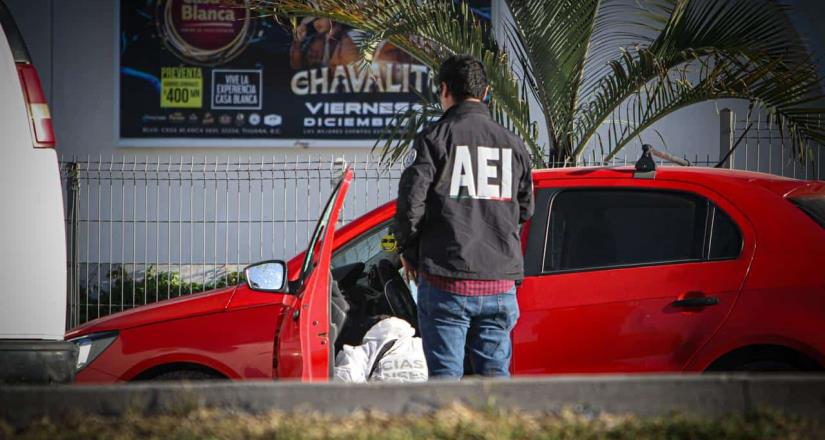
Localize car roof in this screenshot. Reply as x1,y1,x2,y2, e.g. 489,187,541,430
531,165,808,196
533,165,796,181
343,165,812,234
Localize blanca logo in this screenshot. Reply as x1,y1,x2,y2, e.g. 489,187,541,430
449,146,513,200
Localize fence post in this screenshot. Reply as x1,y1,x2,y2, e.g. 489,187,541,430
65,161,80,330
719,108,734,169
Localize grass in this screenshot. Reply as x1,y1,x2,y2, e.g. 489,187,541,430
2,404,822,440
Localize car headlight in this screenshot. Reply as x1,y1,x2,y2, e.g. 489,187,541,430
68,331,118,371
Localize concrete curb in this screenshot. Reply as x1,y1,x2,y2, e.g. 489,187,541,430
2,375,825,426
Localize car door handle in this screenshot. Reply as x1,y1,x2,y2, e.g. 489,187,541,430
671,296,720,308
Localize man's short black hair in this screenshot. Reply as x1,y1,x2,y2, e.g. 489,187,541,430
436,54,488,102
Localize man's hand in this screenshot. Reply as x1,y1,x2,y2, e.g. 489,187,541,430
400,254,417,284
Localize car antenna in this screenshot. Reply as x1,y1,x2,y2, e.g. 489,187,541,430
634,144,691,179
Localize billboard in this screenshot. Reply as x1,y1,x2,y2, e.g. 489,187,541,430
117,0,492,147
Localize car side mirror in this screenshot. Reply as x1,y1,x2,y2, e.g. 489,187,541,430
244,260,288,293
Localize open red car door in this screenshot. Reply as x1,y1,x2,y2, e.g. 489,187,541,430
276,167,352,381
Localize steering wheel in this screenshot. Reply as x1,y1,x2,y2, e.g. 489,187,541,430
375,258,419,334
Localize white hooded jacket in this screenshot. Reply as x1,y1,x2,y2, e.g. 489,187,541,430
334,317,427,383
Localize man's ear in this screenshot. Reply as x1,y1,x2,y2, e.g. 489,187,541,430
481,85,491,104
440,82,449,100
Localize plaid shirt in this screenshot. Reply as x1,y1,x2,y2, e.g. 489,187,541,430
420,272,515,297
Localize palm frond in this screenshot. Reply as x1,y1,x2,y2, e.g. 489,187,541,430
579,48,825,162
505,0,673,161
252,0,542,166
575,0,671,107
505,0,602,158
572,0,825,161
373,99,442,167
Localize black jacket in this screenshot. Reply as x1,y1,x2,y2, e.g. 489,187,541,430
394,101,534,281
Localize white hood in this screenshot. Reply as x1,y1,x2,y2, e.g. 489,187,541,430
362,317,416,343
334,317,427,383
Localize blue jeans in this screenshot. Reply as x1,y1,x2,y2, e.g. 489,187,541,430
416,277,520,379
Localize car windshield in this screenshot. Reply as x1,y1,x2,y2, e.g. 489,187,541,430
331,222,393,271
299,174,345,287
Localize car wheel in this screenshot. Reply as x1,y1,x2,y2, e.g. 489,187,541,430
149,369,223,381
705,345,822,373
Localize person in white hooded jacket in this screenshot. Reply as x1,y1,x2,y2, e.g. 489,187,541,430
334,317,427,383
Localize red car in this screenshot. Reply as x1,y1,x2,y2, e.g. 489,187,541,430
66,164,825,383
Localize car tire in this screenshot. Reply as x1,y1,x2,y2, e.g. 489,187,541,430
706,345,822,373
149,369,223,381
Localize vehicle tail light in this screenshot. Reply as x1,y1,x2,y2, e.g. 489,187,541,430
16,63,55,148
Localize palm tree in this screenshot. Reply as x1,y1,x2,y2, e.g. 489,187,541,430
249,0,825,168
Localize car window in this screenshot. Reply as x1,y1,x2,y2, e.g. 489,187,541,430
790,195,825,229
299,174,345,286
707,205,742,259
543,189,708,272
331,222,395,272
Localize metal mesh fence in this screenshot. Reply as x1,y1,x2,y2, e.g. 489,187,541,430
61,154,402,328
720,109,823,180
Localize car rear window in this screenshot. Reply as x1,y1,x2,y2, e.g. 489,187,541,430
790,195,825,229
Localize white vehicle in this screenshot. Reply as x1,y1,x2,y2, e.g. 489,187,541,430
0,1,75,383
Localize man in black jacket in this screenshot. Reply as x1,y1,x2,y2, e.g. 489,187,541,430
394,55,534,379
